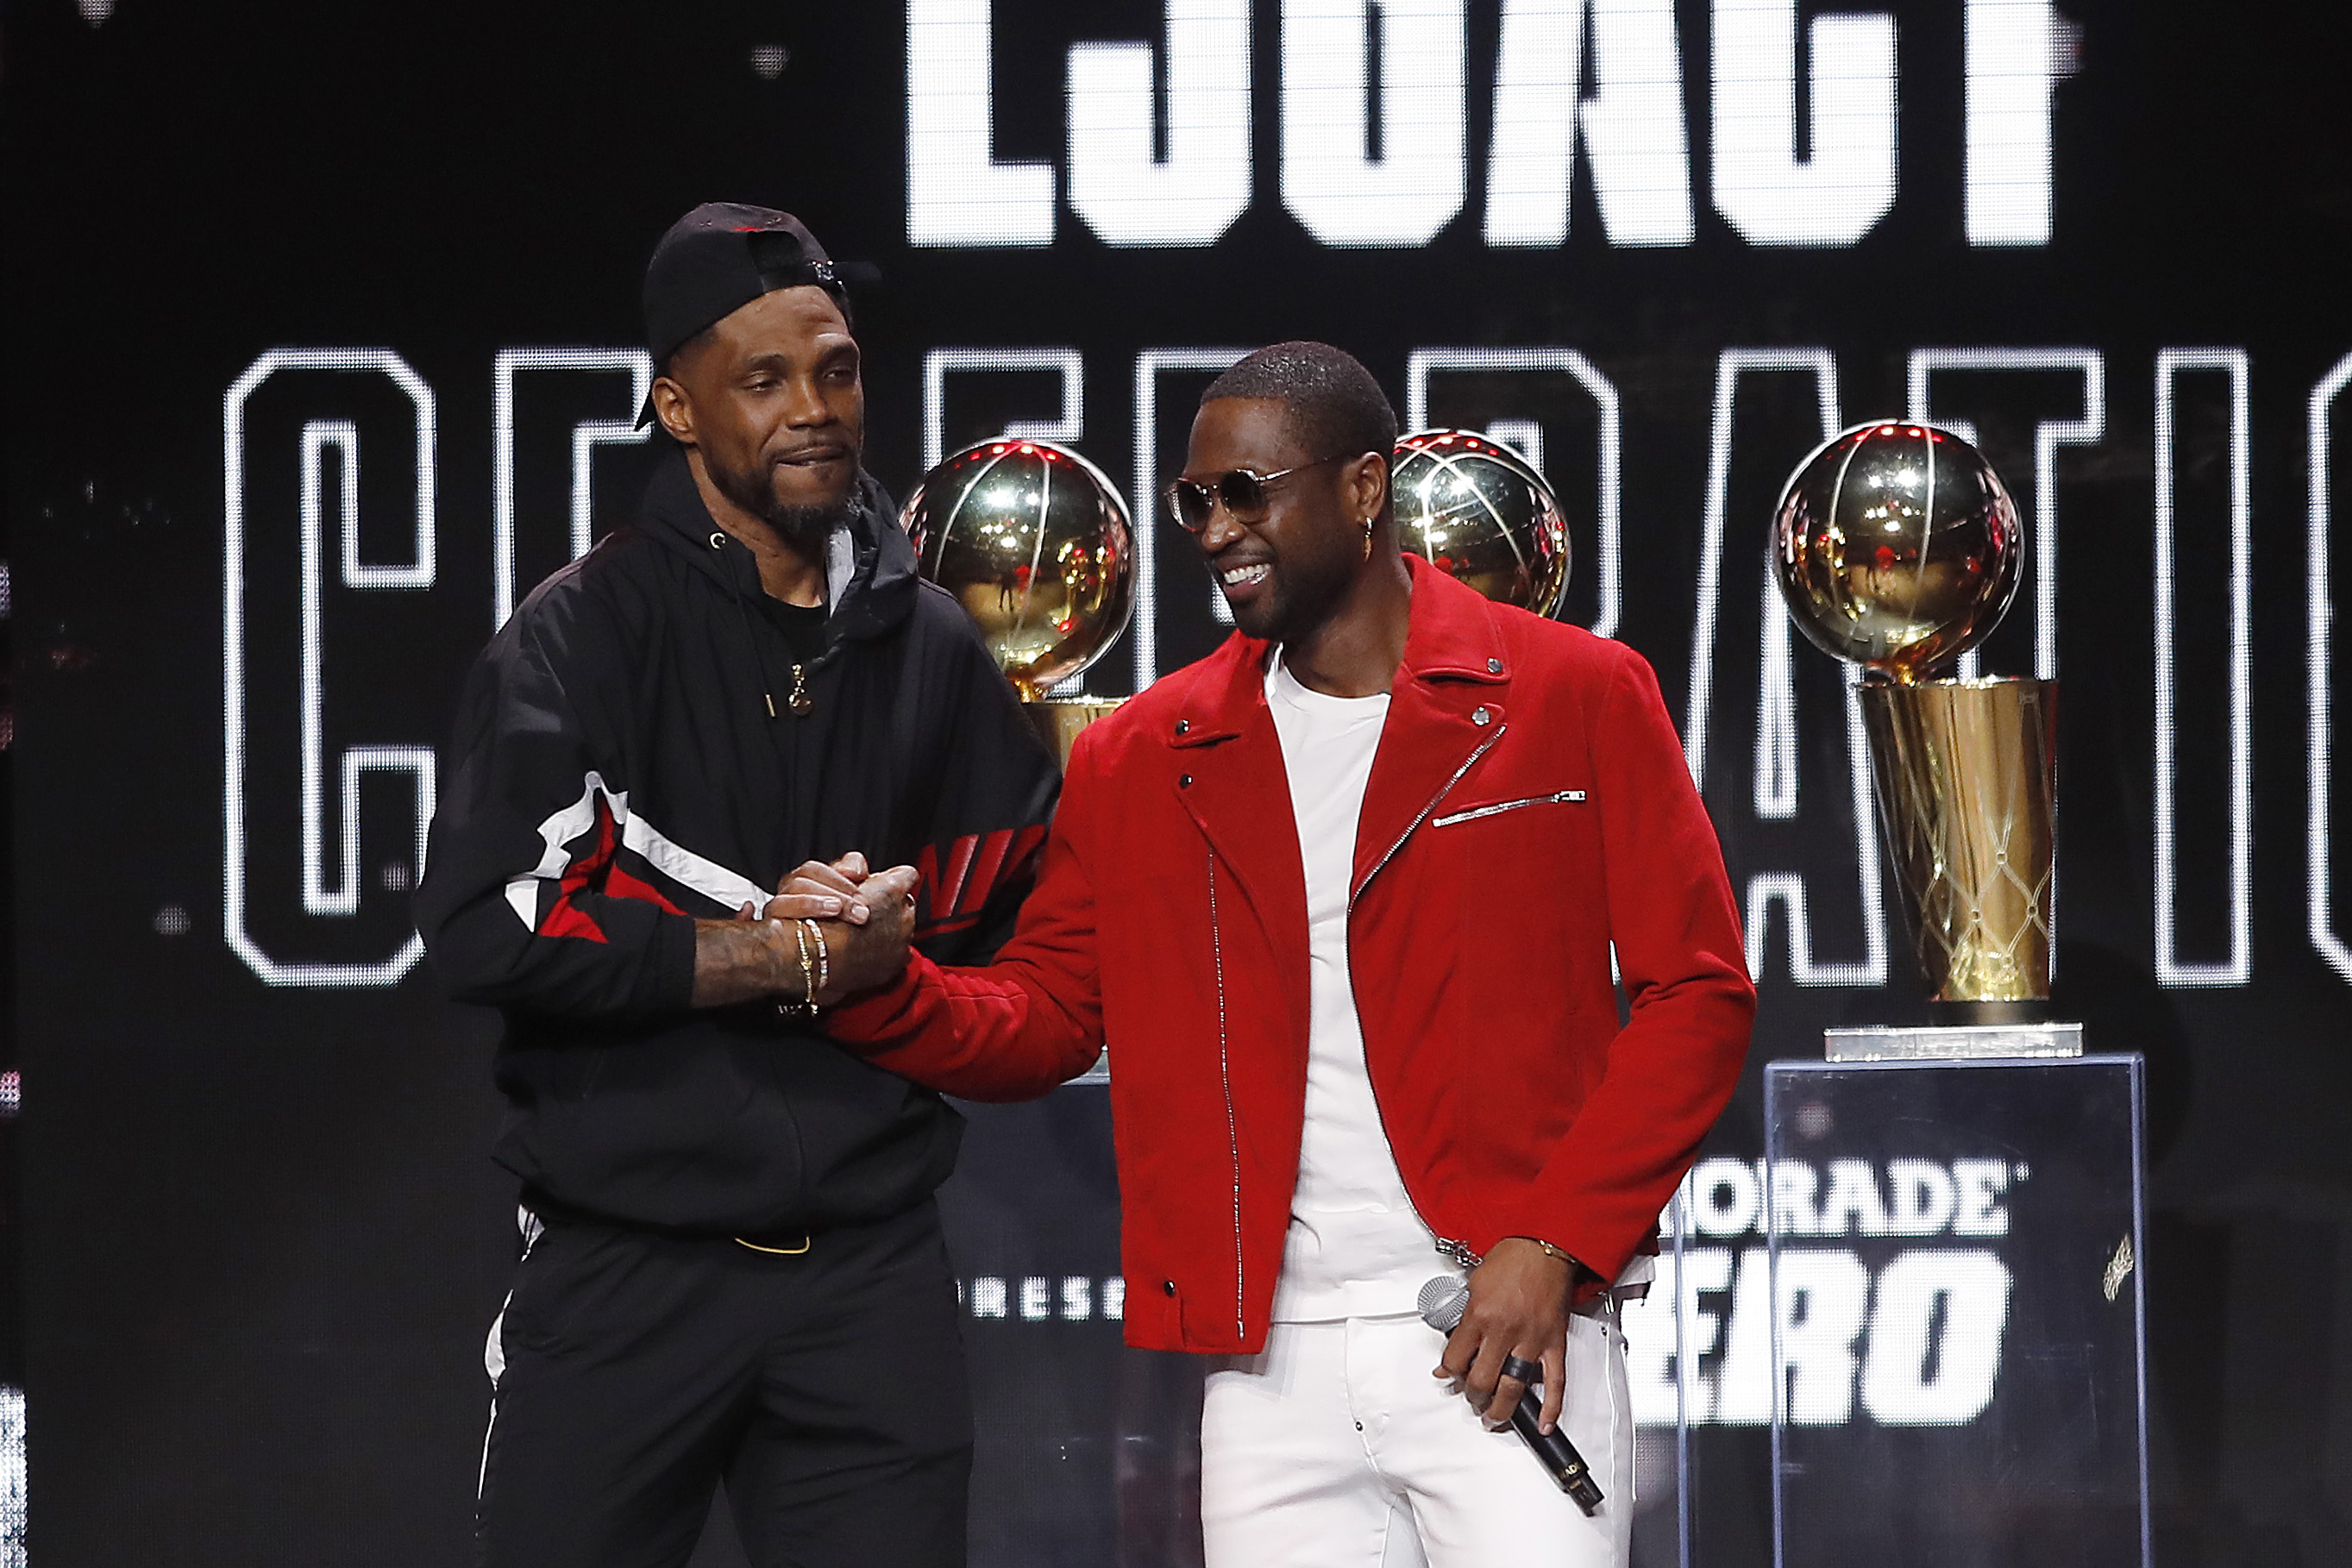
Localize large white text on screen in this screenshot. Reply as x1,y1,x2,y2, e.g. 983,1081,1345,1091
224,342,2333,988
908,0,2062,248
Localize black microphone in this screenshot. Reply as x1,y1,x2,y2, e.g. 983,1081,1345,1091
1418,1276,1604,1515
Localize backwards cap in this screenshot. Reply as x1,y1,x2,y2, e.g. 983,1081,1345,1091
643,202,850,361
639,203,859,424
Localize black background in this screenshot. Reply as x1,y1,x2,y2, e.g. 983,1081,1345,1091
7,1,2352,1564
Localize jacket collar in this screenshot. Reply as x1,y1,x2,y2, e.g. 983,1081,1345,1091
1349,561,1515,899
1166,555,1521,925
637,447,915,645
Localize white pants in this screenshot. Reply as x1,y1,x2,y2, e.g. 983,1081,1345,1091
1201,1306,1634,1568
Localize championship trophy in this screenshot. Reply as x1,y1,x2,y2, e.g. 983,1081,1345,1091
901,438,1135,766
1392,430,1572,616
1764,433,2140,1565
1772,422,2076,1056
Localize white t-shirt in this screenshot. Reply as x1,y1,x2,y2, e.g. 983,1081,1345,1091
1262,653,1452,1322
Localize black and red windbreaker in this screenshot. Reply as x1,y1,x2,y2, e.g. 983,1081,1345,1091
415,450,1059,1236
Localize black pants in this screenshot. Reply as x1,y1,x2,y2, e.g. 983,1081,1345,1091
478,1198,971,1568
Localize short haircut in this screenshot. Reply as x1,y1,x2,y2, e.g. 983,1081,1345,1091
1203,342,1399,467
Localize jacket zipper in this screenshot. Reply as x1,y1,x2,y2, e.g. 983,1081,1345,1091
1349,724,1507,910
1347,724,1508,1272
1431,788,1584,829
1207,853,1245,1339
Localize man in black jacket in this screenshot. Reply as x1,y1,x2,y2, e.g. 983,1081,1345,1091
415,204,1057,1568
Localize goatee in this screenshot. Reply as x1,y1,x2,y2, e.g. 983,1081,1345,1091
711,455,860,551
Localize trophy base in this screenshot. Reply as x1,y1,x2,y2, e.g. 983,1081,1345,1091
1824,1022,2084,1063
1020,697,1123,769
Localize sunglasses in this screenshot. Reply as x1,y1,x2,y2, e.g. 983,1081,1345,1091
1163,453,1358,534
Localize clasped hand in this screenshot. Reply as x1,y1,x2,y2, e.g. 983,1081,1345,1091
736,850,917,1006
1432,1238,1576,1434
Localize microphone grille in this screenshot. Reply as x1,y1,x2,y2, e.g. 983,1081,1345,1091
1417,1275,1470,1333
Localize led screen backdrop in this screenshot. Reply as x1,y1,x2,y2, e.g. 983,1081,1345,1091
9,1,2352,1564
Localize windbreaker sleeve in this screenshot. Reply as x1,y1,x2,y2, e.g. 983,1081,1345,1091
905,626,1063,970
823,722,1107,1102
1482,643,1756,1283
412,600,698,1019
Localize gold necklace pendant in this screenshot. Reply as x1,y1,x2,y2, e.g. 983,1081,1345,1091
787,664,814,716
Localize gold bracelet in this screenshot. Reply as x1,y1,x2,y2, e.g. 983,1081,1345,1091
802,918,830,1009
1513,1236,1584,1274
790,918,817,1019
783,919,802,1010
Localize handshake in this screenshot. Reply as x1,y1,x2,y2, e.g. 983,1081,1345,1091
696,852,921,1012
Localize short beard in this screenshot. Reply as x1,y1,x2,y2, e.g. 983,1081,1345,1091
708,452,860,552
1239,561,1349,648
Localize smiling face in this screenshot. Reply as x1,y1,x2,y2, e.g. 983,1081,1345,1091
1183,396,1386,645
652,285,863,547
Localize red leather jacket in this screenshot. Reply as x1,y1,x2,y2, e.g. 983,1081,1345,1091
829,561,1754,1354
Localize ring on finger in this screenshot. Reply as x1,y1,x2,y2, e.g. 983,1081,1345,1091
1499,1354,1543,1384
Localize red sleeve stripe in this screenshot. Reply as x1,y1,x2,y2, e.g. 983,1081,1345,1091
604,860,687,917
934,834,982,919
913,824,1048,938
533,800,693,942
539,796,619,943
963,831,1014,920
511,774,760,935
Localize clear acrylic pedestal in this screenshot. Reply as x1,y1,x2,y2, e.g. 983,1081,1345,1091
1761,1051,2151,1567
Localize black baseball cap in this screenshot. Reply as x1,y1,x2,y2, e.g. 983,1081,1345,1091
638,203,862,425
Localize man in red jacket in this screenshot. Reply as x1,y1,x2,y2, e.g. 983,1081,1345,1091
789,342,1753,1565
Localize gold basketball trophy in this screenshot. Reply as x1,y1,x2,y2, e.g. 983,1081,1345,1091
1772,423,2078,1057
1393,430,1573,616
902,439,1135,766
